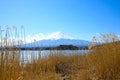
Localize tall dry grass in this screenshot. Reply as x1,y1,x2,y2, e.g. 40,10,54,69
0,27,120,80
87,33,120,80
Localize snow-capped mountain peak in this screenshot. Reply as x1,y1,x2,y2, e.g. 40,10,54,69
47,32,73,40
26,32,74,43
21,32,91,48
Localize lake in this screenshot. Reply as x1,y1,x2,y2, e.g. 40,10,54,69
1,50,90,63
19,50,90,62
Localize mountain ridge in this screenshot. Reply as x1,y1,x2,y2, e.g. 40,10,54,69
22,38,91,48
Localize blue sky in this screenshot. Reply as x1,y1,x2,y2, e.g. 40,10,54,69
0,0,120,41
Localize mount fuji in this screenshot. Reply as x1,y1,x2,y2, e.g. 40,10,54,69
22,32,91,48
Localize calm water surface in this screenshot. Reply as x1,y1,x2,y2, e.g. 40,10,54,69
19,50,90,62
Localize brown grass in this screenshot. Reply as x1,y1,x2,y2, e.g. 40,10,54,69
87,42,120,80
1,42,119,80
0,28,120,80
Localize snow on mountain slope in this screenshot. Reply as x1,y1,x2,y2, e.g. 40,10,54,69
44,32,74,40
22,32,91,48
25,32,74,43
23,39,91,48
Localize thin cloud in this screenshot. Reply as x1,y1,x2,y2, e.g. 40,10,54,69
0,32,75,44
25,32,74,43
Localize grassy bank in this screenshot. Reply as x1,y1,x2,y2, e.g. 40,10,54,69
0,41,120,80
0,28,120,80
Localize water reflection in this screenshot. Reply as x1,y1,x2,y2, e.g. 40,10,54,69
20,50,90,62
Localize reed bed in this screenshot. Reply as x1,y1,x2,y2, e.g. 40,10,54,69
0,27,120,80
